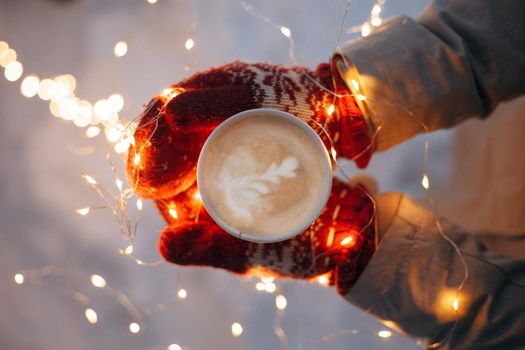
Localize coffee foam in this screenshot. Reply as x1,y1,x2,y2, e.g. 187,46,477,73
199,113,330,238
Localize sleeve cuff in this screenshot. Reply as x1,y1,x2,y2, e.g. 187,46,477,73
345,194,435,308
334,15,484,151
342,194,443,341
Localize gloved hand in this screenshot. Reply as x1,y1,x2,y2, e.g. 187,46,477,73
127,61,375,294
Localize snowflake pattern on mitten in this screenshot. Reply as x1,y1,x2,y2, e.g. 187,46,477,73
127,61,375,294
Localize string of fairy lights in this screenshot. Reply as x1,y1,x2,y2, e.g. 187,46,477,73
3,0,470,349
1,43,134,154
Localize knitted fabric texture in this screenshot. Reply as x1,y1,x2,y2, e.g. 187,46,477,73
127,61,375,294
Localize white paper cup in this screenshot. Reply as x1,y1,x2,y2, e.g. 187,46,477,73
197,108,333,243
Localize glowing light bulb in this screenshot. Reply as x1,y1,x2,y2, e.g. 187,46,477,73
74,100,93,127
261,276,274,283
90,274,107,288
131,154,141,167
177,288,187,299
378,330,392,338
114,138,132,154
160,88,180,100
14,273,24,285
280,26,291,38
48,101,61,117
129,322,140,333
0,41,8,54
55,74,76,93
422,175,430,190
169,207,178,219
94,99,112,121
147,0,158,3
113,41,128,57
136,199,143,211
20,75,40,97
124,245,134,255
372,4,382,15
83,174,97,185
85,308,98,324
351,79,360,91
59,98,79,121
330,148,337,160
194,191,202,201
115,179,123,191
452,297,459,311
356,94,367,101
361,22,371,37
129,135,136,147
76,207,91,216
265,282,277,293
85,126,101,138
275,295,287,310
167,345,181,350
0,48,17,67
108,93,124,112
38,79,57,101
317,275,329,286
52,80,71,102
4,61,23,82
105,125,122,143
327,104,335,116
185,38,194,50
371,17,383,27
341,236,354,246
255,282,265,291
231,322,243,337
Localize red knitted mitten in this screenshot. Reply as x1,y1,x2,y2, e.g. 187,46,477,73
127,61,375,294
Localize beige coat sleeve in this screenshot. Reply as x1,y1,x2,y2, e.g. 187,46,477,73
335,0,525,151
334,1,525,348
345,194,525,349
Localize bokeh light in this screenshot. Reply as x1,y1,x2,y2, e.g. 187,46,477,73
113,41,128,57
231,322,243,337
129,322,140,334
20,75,40,97
4,61,23,81
85,308,98,324
38,79,57,101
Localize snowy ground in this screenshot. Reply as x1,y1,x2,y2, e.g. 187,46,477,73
2,0,523,349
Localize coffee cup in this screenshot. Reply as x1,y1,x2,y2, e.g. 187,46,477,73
197,108,333,243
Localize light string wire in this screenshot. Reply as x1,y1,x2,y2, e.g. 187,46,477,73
9,1,409,348
3,14,286,349
5,0,468,348
359,51,470,348
105,0,381,250
14,264,193,340
237,1,382,284
79,153,163,266
317,1,470,347
1,8,220,350
240,0,469,348
235,1,415,348
13,266,145,331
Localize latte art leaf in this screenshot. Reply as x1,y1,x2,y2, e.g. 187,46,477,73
259,157,299,183
220,155,299,222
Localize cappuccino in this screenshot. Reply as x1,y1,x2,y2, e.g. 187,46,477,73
197,109,332,242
